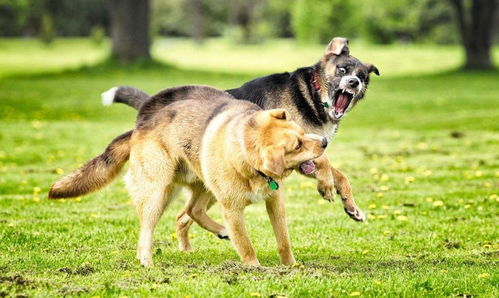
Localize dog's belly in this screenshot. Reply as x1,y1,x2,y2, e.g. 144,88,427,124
245,191,271,204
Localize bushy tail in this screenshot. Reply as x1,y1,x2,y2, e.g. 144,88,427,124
101,86,150,110
48,130,133,199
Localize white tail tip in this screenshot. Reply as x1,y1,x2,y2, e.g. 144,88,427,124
101,87,118,106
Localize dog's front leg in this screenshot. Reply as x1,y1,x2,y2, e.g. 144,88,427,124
303,155,335,202
331,167,365,222
221,203,259,266
265,191,296,265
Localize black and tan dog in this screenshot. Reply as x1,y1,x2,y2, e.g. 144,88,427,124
50,86,327,266
102,37,379,233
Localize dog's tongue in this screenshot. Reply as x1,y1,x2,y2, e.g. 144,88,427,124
335,93,349,114
299,160,316,175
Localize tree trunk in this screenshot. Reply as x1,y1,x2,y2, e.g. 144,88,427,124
107,0,150,63
190,0,204,44
450,0,497,69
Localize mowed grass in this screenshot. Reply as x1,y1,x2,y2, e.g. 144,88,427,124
0,38,498,297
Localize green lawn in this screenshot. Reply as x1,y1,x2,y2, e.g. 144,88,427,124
0,38,498,297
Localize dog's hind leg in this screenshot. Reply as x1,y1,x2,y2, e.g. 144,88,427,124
176,187,226,251
126,142,175,267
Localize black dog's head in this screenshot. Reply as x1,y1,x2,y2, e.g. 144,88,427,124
318,37,379,121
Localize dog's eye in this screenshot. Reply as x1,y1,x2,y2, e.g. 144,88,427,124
338,67,346,75
295,141,302,150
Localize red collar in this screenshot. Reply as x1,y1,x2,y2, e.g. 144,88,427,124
311,71,321,91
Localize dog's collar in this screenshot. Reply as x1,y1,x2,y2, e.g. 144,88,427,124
256,170,279,191
311,71,321,91
311,71,330,110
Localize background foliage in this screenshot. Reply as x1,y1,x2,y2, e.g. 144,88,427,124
0,0,497,44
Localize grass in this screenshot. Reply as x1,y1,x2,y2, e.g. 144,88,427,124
0,38,498,297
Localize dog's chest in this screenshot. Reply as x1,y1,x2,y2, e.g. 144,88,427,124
245,191,271,203
310,122,338,141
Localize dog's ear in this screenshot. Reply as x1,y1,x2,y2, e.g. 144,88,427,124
262,148,286,178
325,37,349,56
268,109,288,121
366,64,380,76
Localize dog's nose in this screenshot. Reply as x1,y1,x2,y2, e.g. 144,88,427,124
321,137,328,148
348,78,359,88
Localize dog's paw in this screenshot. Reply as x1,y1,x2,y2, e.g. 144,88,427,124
217,228,230,240
317,179,335,202
344,206,366,222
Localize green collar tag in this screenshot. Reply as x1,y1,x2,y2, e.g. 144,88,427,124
268,179,279,191
322,101,329,109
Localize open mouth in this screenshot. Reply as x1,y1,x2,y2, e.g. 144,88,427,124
299,160,316,175
331,89,354,120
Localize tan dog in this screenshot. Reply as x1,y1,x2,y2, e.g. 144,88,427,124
50,86,327,266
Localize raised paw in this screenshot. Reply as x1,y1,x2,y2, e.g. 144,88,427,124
217,228,230,240
344,205,366,222
317,179,335,202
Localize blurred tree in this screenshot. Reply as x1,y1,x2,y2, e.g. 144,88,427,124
449,0,497,69
40,14,55,44
291,0,357,44
107,0,150,63
190,0,204,43
228,0,265,43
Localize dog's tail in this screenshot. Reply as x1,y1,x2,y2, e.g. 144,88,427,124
101,86,150,110
48,130,133,199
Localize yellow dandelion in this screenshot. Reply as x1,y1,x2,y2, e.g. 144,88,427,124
483,244,491,249
90,213,99,218
250,293,261,297
477,273,489,279
292,262,299,268
380,174,389,181
349,292,361,297
426,197,433,202
405,176,415,184
189,233,195,239
368,204,376,209
433,201,444,207
495,171,499,177
475,171,482,177
111,250,119,255
318,199,326,205
55,168,64,175
59,199,66,203
464,204,471,209
31,120,42,129
33,186,41,194
483,182,491,188
424,170,432,176
439,269,447,273
189,274,197,278
75,197,82,202
416,142,428,149
488,194,497,200
171,233,178,239
374,280,381,285
393,210,401,215
367,214,376,220
33,197,40,202
376,193,384,198
396,215,408,221
377,215,387,219
8,223,14,227
362,250,369,255
380,185,389,191
299,265,305,269
383,230,391,235
382,205,389,209
370,168,378,174
300,181,314,189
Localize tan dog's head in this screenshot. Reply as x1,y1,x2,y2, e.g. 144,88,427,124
319,37,380,121
245,109,327,178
